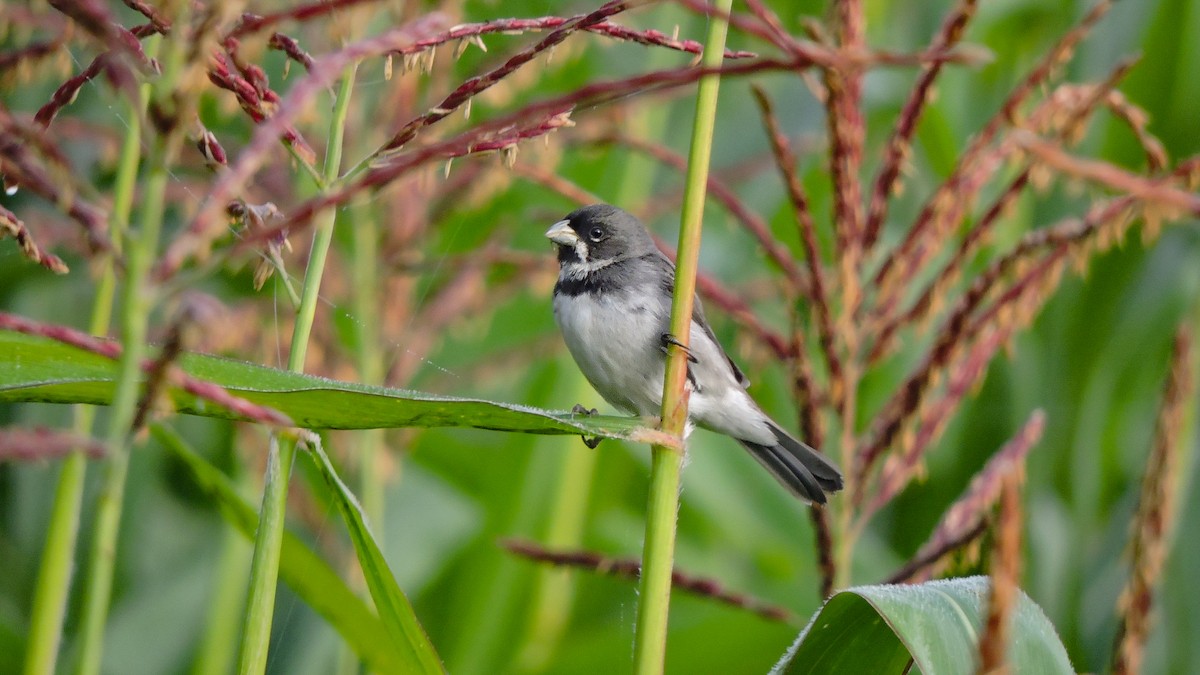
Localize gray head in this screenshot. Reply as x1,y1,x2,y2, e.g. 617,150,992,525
545,204,658,267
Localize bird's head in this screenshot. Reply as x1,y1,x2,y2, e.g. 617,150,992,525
545,204,657,272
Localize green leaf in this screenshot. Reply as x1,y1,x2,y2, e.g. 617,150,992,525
304,434,445,674
150,425,408,675
0,330,646,439
777,576,1074,675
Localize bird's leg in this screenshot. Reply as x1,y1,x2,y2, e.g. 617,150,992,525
660,333,700,390
660,333,698,362
570,404,603,449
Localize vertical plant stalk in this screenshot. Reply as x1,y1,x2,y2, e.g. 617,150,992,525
192,492,253,675
21,61,149,675
75,22,188,674
236,64,358,675
1111,325,1195,675
350,197,386,524
826,0,868,591
337,197,386,675
633,2,731,672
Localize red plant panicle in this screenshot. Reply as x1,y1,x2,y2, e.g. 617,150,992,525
33,21,158,129
379,1,633,155
0,112,109,251
502,539,794,623
978,470,1024,674
1112,327,1195,675
229,0,386,39
826,0,867,250
885,519,988,585
597,131,808,294
159,13,455,278
1016,133,1200,216
206,49,317,166
852,154,1197,498
866,64,1141,364
866,326,1009,514
47,0,156,73
871,1,1114,311
268,33,315,72
1104,90,1168,172
896,411,1043,584
0,205,69,274
864,0,979,248
216,58,802,271
121,0,170,33
0,37,65,74
752,87,840,391
741,0,798,51
0,427,107,461
196,129,228,169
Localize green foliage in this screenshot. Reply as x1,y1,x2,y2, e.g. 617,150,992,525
0,0,1197,674
780,577,1073,675
0,330,647,438
153,424,408,675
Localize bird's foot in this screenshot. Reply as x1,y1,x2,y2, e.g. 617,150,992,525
661,333,700,390
660,333,697,363
570,404,603,449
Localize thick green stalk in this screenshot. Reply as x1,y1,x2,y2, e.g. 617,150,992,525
22,69,148,675
74,24,186,672
76,136,174,675
236,64,358,675
632,3,732,673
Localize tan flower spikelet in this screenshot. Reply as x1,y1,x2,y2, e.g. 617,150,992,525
1112,327,1195,675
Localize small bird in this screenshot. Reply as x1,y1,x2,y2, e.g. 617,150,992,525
546,204,843,503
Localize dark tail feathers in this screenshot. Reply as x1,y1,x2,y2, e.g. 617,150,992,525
738,423,843,504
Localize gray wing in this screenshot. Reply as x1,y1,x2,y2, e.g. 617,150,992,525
647,251,751,389
692,294,750,388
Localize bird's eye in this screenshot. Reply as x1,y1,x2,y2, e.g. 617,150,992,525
588,226,604,242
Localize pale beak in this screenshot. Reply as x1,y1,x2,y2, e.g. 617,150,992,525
545,220,578,246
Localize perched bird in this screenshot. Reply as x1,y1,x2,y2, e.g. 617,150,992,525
546,204,843,503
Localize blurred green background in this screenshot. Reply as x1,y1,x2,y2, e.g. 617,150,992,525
1,0,1198,673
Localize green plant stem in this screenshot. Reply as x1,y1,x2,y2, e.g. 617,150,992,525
74,26,183,673
633,3,731,672
350,197,386,522
22,70,147,675
192,495,253,675
337,194,386,675
236,64,358,675
76,140,172,675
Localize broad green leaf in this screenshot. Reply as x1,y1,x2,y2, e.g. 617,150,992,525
150,425,408,675
777,576,1074,675
305,434,445,674
0,331,649,440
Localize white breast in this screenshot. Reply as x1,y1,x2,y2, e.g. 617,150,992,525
553,290,666,416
